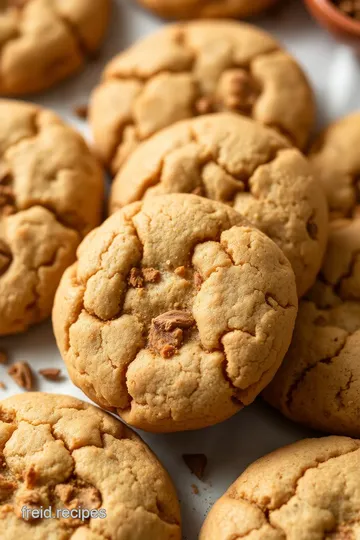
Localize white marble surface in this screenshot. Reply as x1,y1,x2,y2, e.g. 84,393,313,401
1,1,360,539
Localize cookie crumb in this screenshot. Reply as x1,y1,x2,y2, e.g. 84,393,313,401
74,104,88,120
0,382,6,390
183,454,207,480
15,490,42,521
0,475,17,500
8,362,33,390
192,186,204,196
39,368,61,381
128,268,144,288
191,484,199,495
0,350,8,364
143,267,161,283
174,266,186,277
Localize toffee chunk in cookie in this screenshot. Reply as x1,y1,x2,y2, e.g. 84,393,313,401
309,112,360,220
110,114,328,298
53,194,298,433
264,217,360,437
200,436,360,540
90,21,315,171
0,393,181,539
137,0,279,20
0,0,110,95
0,100,104,335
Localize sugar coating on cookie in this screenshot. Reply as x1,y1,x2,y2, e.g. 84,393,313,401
90,21,315,171
0,0,110,95
53,194,298,432
264,217,360,437
110,114,328,298
310,112,360,220
200,436,360,540
137,0,278,19
0,392,181,539
0,100,104,335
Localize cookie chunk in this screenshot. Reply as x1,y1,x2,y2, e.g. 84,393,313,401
137,0,279,19
53,194,298,432
264,217,360,437
200,436,360,540
110,114,328,298
0,393,181,539
0,100,104,335
0,0,110,95
310,112,360,220
90,21,315,171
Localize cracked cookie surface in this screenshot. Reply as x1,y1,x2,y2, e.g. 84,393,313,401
0,392,181,540
309,112,360,220
263,216,360,437
136,0,279,19
110,113,328,298
90,20,314,172
53,194,298,432
0,100,104,335
0,0,110,95
199,436,360,540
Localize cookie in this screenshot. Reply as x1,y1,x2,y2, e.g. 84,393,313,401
53,194,298,433
0,100,104,335
200,436,360,540
136,0,279,19
309,112,360,220
264,217,360,436
110,114,328,298
0,392,181,539
0,0,110,95
90,20,315,172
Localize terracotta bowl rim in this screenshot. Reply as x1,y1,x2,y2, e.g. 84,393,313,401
305,0,360,36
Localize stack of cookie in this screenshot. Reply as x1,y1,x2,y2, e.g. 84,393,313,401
0,1,360,538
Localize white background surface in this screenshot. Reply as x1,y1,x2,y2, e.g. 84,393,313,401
1,1,360,539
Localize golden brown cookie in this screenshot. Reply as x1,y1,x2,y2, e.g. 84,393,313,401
0,392,181,539
53,194,298,433
200,436,360,540
0,0,110,95
90,21,315,172
309,112,360,220
263,216,360,437
110,113,328,298
136,0,279,19
0,100,104,335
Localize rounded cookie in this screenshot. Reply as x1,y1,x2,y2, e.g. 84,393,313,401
136,0,279,20
53,194,298,433
0,0,110,95
0,392,181,540
309,112,360,220
110,114,328,298
90,20,315,171
263,216,360,437
0,100,104,335
200,436,360,540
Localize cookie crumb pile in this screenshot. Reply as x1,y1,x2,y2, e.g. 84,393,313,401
53,194,298,432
